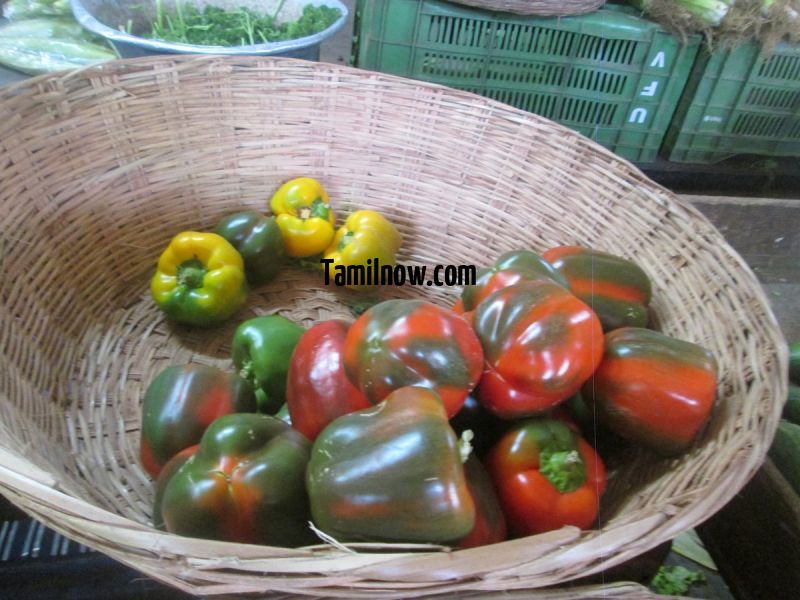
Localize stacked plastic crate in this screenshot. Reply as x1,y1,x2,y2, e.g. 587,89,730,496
352,0,700,163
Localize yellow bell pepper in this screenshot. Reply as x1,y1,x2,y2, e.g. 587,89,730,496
270,177,335,258
151,231,247,327
322,210,402,289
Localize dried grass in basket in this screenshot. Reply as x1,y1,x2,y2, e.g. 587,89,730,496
0,55,787,598
445,0,605,16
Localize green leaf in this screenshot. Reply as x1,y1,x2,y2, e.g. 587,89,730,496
671,530,717,571
650,565,705,596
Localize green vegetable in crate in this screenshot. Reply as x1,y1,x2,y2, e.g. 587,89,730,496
0,18,116,75
307,387,476,544
543,245,652,332
159,413,316,547
232,314,305,414
151,231,248,327
140,364,257,478
215,210,286,285
768,420,800,497
2,0,70,19
628,0,736,27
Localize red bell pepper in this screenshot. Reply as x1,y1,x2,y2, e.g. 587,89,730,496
582,327,718,456
486,418,606,536
286,320,371,440
472,281,604,418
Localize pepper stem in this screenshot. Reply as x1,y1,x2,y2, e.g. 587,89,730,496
540,448,586,494
177,258,206,289
458,429,474,464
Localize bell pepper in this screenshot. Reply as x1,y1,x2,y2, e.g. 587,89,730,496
343,299,484,418
321,210,402,289
486,418,606,536
307,386,475,543
214,210,285,285
286,320,371,440
472,281,604,418
461,250,569,312
159,413,316,547
270,177,335,258
450,393,508,459
232,314,305,414
139,364,256,478
151,231,248,327
543,245,652,332
456,455,507,549
152,444,198,530
582,327,718,456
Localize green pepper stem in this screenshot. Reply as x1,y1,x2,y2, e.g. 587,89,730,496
540,448,586,494
458,430,474,464
176,258,207,289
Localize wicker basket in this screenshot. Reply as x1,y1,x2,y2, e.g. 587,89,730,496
0,56,787,598
445,0,606,16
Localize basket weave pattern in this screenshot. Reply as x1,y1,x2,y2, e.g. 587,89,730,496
0,56,787,598
446,0,605,16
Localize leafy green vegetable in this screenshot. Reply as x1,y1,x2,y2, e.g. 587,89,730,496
2,0,70,20
650,565,706,595
144,1,340,46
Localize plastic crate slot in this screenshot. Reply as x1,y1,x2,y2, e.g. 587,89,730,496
576,36,636,65
788,119,800,139
757,52,800,81
566,68,627,95
427,16,490,48
732,112,785,137
560,97,618,126
744,86,799,110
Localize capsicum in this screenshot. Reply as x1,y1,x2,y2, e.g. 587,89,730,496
321,210,402,289
307,386,476,544
461,250,569,313
232,314,305,414
472,281,604,418
543,245,652,332
343,299,484,418
486,418,606,536
215,210,285,285
159,413,316,547
582,327,718,456
270,177,335,258
456,455,507,549
139,364,256,478
151,231,248,327
286,320,371,440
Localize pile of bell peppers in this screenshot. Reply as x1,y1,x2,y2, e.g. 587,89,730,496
142,187,720,551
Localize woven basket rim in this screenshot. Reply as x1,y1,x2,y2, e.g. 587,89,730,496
0,54,788,598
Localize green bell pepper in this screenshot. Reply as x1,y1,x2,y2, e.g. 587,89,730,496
159,413,315,547
232,315,305,414
307,386,476,544
214,210,286,286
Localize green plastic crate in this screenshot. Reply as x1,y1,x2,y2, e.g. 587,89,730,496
352,0,700,163
663,42,800,164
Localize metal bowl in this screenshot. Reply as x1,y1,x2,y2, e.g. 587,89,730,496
69,0,348,59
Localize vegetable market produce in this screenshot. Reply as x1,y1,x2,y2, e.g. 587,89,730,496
286,320,371,440
159,413,316,547
457,455,507,549
583,327,718,456
232,314,305,414
150,231,248,327
322,209,402,289
450,393,509,458
0,17,116,75
306,386,476,543
2,0,70,19
630,0,736,27
471,281,604,418
343,299,484,418
768,420,800,496
214,210,285,285
486,418,606,536
270,177,335,258
543,245,652,332
152,444,198,530
144,1,341,46
139,364,256,478
460,250,569,313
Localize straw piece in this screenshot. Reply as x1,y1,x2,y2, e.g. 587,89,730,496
0,55,788,597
